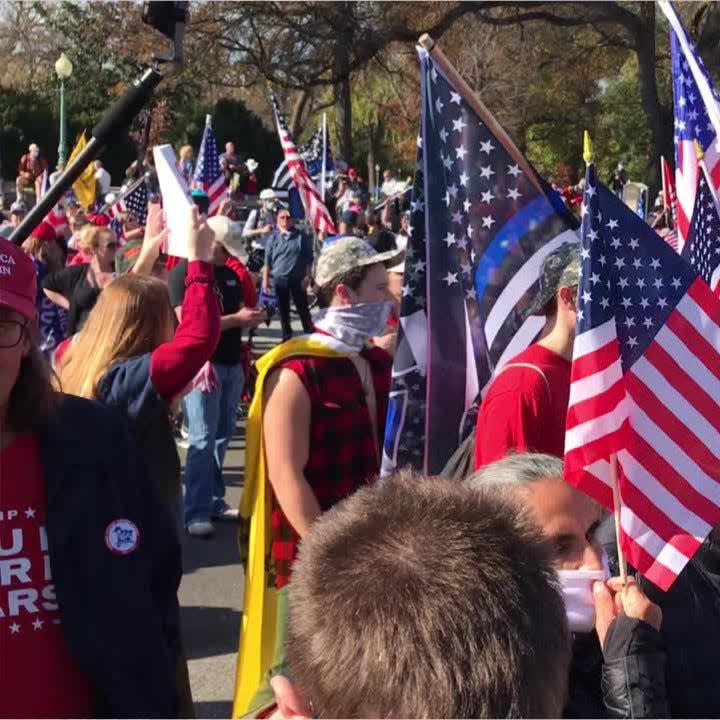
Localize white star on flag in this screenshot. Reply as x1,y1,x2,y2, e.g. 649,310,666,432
452,117,467,133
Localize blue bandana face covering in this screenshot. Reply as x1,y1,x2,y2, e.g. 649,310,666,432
314,301,393,351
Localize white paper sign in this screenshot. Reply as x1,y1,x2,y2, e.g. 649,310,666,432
153,144,194,258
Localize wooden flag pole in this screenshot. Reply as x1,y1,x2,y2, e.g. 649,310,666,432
610,454,628,587
418,33,544,195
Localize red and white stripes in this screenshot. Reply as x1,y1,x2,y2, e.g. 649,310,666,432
565,279,720,590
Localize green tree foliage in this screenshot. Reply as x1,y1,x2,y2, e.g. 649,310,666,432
168,98,283,188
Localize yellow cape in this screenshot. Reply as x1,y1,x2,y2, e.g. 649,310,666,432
232,334,351,718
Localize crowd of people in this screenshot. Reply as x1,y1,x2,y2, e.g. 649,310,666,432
2,132,718,720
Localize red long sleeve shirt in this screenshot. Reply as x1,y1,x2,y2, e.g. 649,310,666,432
150,260,221,399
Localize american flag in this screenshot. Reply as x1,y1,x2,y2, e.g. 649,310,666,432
109,180,148,225
191,117,228,216
108,179,148,241
681,170,720,292
663,1,720,250
270,93,336,234
381,48,578,476
271,124,334,197
661,155,679,251
565,162,720,591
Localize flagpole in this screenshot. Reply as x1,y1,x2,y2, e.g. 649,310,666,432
321,113,327,201
660,155,668,215
659,1,720,147
418,34,544,195
610,454,628,588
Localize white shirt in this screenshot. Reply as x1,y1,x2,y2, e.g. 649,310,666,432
95,167,112,194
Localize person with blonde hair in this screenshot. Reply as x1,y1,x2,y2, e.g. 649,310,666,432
178,144,195,186
0,236,184,717
42,224,118,335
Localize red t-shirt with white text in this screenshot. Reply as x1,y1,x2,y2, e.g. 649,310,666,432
0,435,95,718
474,343,571,468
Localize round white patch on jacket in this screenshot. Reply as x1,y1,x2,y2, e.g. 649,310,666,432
105,519,141,555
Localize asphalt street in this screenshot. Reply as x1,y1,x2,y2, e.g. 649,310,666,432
178,316,299,718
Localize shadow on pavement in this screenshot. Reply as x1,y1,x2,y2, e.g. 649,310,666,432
192,700,234,719
181,520,243,575
181,605,241,660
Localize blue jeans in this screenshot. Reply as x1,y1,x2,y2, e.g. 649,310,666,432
183,363,245,526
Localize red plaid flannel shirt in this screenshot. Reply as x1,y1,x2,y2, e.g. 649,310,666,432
270,346,392,588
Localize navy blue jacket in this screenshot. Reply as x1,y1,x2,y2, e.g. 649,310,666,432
35,394,182,717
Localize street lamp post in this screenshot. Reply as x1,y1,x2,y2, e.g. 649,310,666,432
55,53,73,167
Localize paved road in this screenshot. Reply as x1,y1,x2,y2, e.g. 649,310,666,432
178,317,299,718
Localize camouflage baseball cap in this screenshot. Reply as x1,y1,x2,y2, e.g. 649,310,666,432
314,236,404,288
522,242,581,319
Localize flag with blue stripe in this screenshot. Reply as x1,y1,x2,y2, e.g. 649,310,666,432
382,47,578,476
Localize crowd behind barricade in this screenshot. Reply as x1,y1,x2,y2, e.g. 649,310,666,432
2,137,718,720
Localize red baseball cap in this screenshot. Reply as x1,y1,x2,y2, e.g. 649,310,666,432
0,237,37,321
31,221,57,243
88,212,111,227
348,167,357,179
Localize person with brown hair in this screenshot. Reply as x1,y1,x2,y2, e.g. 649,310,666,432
21,232,68,356
42,224,118,336
0,236,184,717
270,471,571,719
58,205,220,512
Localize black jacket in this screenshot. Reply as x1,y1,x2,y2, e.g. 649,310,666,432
638,538,720,718
36,394,182,718
565,618,668,719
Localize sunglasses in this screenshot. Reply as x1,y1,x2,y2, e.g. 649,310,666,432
104,242,118,251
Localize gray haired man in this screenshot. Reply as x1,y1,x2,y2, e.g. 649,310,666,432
466,452,668,718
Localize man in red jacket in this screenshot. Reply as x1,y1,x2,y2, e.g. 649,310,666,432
16,143,48,200
474,243,580,469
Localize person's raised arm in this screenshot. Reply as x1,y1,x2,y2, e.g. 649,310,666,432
150,206,220,400
263,368,320,538
131,203,166,276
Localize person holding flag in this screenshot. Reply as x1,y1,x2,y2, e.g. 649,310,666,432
382,36,579,479
566,135,720,717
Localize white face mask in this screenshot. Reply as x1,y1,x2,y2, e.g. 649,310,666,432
558,567,606,634
314,301,392,351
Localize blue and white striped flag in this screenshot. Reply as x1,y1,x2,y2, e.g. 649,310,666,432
382,47,579,476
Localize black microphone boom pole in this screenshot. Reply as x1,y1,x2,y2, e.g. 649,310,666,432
10,67,162,245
